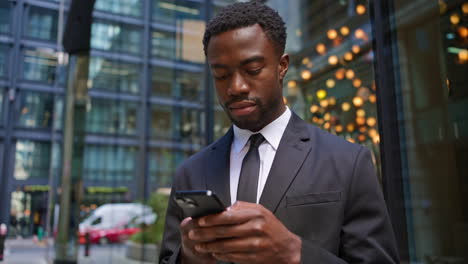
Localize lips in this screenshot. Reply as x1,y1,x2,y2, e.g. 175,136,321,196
228,101,257,116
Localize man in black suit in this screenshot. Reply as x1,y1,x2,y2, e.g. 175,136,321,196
159,1,399,263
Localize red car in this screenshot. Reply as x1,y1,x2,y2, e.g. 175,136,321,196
79,222,140,244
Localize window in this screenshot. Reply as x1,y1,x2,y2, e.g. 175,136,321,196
89,57,140,94
95,0,142,17
151,66,174,97
214,109,231,140
17,91,61,129
153,0,204,24
151,29,176,60
14,141,51,180
91,22,142,55
86,98,138,135
23,48,57,84
25,7,58,41
0,44,8,78
0,90,3,126
180,107,204,145
149,148,196,187
0,2,10,34
84,145,137,182
178,70,202,101
151,104,174,139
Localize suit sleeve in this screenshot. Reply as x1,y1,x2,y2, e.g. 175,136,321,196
159,166,185,264
301,147,400,264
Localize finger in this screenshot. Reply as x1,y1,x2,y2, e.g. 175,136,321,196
198,207,264,227
195,236,265,254
189,221,264,242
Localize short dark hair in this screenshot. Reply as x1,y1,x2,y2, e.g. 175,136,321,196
203,1,287,56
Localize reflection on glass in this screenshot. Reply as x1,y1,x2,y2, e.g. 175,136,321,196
95,0,142,17
214,109,231,140
0,90,3,126
180,107,204,145
153,0,203,23
391,1,468,261
89,57,140,94
84,145,137,181
14,140,51,180
86,99,138,135
152,66,174,97
152,29,176,60
178,70,202,101
0,44,7,77
18,91,56,129
25,6,58,41
151,105,173,139
272,0,381,174
149,148,196,187
23,48,57,83
91,22,142,54
0,2,9,34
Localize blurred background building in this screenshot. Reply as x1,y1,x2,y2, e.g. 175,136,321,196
0,0,466,263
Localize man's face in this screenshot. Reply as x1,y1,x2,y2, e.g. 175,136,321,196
207,24,289,132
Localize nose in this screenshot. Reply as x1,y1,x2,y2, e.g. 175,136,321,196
228,72,249,96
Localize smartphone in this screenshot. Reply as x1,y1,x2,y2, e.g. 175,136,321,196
174,190,226,218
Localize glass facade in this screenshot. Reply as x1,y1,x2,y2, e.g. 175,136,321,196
89,57,140,94
153,0,204,24
0,44,7,78
17,91,58,129
0,2,10,34
95,0,142,17
91,21,143,54
86,99,138,135
23,48,58,84
24,6,58,42
14,140,51,180
84,145,137,182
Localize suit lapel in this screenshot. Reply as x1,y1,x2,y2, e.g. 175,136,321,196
259,113,313,213
205,128,233,207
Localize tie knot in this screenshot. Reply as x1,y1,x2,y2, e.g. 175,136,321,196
249,133,265,149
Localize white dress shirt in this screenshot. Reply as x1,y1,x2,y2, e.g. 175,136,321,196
229,107,292,205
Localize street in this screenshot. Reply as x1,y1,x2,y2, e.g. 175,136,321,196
1,238,153,264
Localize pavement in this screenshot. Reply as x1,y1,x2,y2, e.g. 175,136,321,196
1,238,154,264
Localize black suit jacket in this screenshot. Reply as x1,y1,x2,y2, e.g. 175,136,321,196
159,113,400,263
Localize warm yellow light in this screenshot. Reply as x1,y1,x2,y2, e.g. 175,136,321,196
316,43,327,55
307,62,314,68
342,102,351,112
353,96,364,107
356,116,366,126
340,26,350,36
367,117,377,127
463,3,468,14
312,116,319,123
288,80,297,88
324,113,331,121
346,69,355,79
317,118,324,125
327,29,338,40
359,126,367,133
328,55,339,65
335,125,343,133
459,49,468,62
354,29,366,39
353,78,362,88
320,100,329,108
352,45,361,54
347,138,356,143
356,109,366,117
369,94,377,104
326,78,336,88
358,134,366,142
302,57,310,65
335,68,345,80
328,97,336,106
458,27,468,38
296,29,302,37
301,69,312,80
356,4,366,15
368,128,378,138
283,96,288,104
310,105,319,113
316,89,327,100
344,52,353,61
439,0,447,14
347,123,355,132
372,135,380,144
324,122,331,130
450,13,461,25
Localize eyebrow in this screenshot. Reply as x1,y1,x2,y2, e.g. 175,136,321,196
210,56,265,69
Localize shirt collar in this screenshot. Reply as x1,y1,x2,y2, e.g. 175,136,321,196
232,107,292,153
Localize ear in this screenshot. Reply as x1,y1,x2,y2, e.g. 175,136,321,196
278,53,289,81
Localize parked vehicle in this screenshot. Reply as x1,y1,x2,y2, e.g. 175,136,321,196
79,203,156,244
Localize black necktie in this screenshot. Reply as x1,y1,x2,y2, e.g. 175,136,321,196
237,133,265,203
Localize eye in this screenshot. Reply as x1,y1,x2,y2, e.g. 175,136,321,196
214,74,229,81
246,68,262,76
